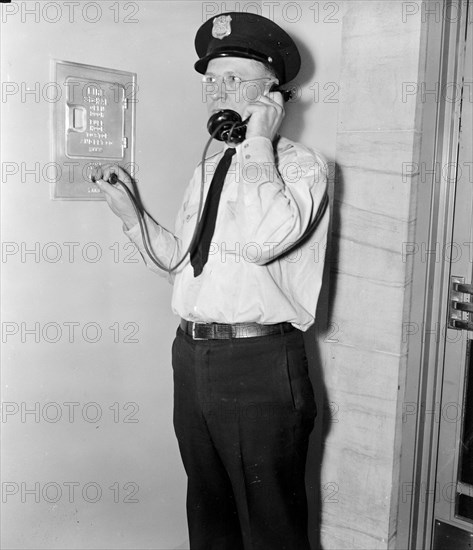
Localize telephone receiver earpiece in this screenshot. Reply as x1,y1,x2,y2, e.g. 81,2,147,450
207,84,295,143
267,83,295,102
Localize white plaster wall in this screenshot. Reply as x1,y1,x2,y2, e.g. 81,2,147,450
1,2,204,549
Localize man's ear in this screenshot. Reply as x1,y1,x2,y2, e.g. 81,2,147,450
263,78,280,96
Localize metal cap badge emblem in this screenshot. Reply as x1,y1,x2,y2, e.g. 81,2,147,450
212,15,232,40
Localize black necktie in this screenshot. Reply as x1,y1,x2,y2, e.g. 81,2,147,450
190,147,236,277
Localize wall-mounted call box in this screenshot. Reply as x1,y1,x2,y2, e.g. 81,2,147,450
51,60,136,200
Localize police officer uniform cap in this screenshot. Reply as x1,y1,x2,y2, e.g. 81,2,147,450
194,12,301,85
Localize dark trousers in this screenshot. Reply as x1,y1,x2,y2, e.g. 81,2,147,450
171,325,317,550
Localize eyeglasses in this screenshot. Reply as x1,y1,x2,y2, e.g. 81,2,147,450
201,75,272,91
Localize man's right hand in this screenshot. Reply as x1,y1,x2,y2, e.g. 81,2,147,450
92,164,139,230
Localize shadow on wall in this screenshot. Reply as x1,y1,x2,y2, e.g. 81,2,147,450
280,33,316,144
304,161,342,550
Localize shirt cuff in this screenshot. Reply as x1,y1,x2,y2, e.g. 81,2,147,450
240,136,281,189
241,136,275,166
123,222,140,239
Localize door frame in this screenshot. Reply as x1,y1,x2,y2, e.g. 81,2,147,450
397,1,471,549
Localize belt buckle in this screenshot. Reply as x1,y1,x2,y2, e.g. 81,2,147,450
191,322,206,340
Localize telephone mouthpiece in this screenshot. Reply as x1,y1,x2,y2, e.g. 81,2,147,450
207,110,246,143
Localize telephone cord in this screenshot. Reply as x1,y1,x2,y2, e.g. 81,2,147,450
109,119,242,273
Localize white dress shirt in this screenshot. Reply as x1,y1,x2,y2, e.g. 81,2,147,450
124,135,329,331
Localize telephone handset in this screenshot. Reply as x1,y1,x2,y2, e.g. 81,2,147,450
207,84,294,144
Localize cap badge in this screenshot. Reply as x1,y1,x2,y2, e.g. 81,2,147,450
212,15,232,40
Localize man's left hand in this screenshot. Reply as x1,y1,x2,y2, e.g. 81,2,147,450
244,90,285,141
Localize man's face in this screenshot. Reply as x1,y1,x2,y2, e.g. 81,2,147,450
203,57,277,118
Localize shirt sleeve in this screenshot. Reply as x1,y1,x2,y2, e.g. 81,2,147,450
236,136,328,265
122,169,199,283
122,214,181,283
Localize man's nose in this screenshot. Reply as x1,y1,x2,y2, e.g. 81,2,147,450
203,79,227,103
211,78,228,100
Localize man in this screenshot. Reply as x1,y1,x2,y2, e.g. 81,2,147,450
94,12,329,550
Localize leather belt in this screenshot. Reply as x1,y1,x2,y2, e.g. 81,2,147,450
180,319,294,340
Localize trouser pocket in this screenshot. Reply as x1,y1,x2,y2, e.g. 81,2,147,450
281,333,317,420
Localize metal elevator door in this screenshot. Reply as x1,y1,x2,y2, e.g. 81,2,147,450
432,3,473,547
